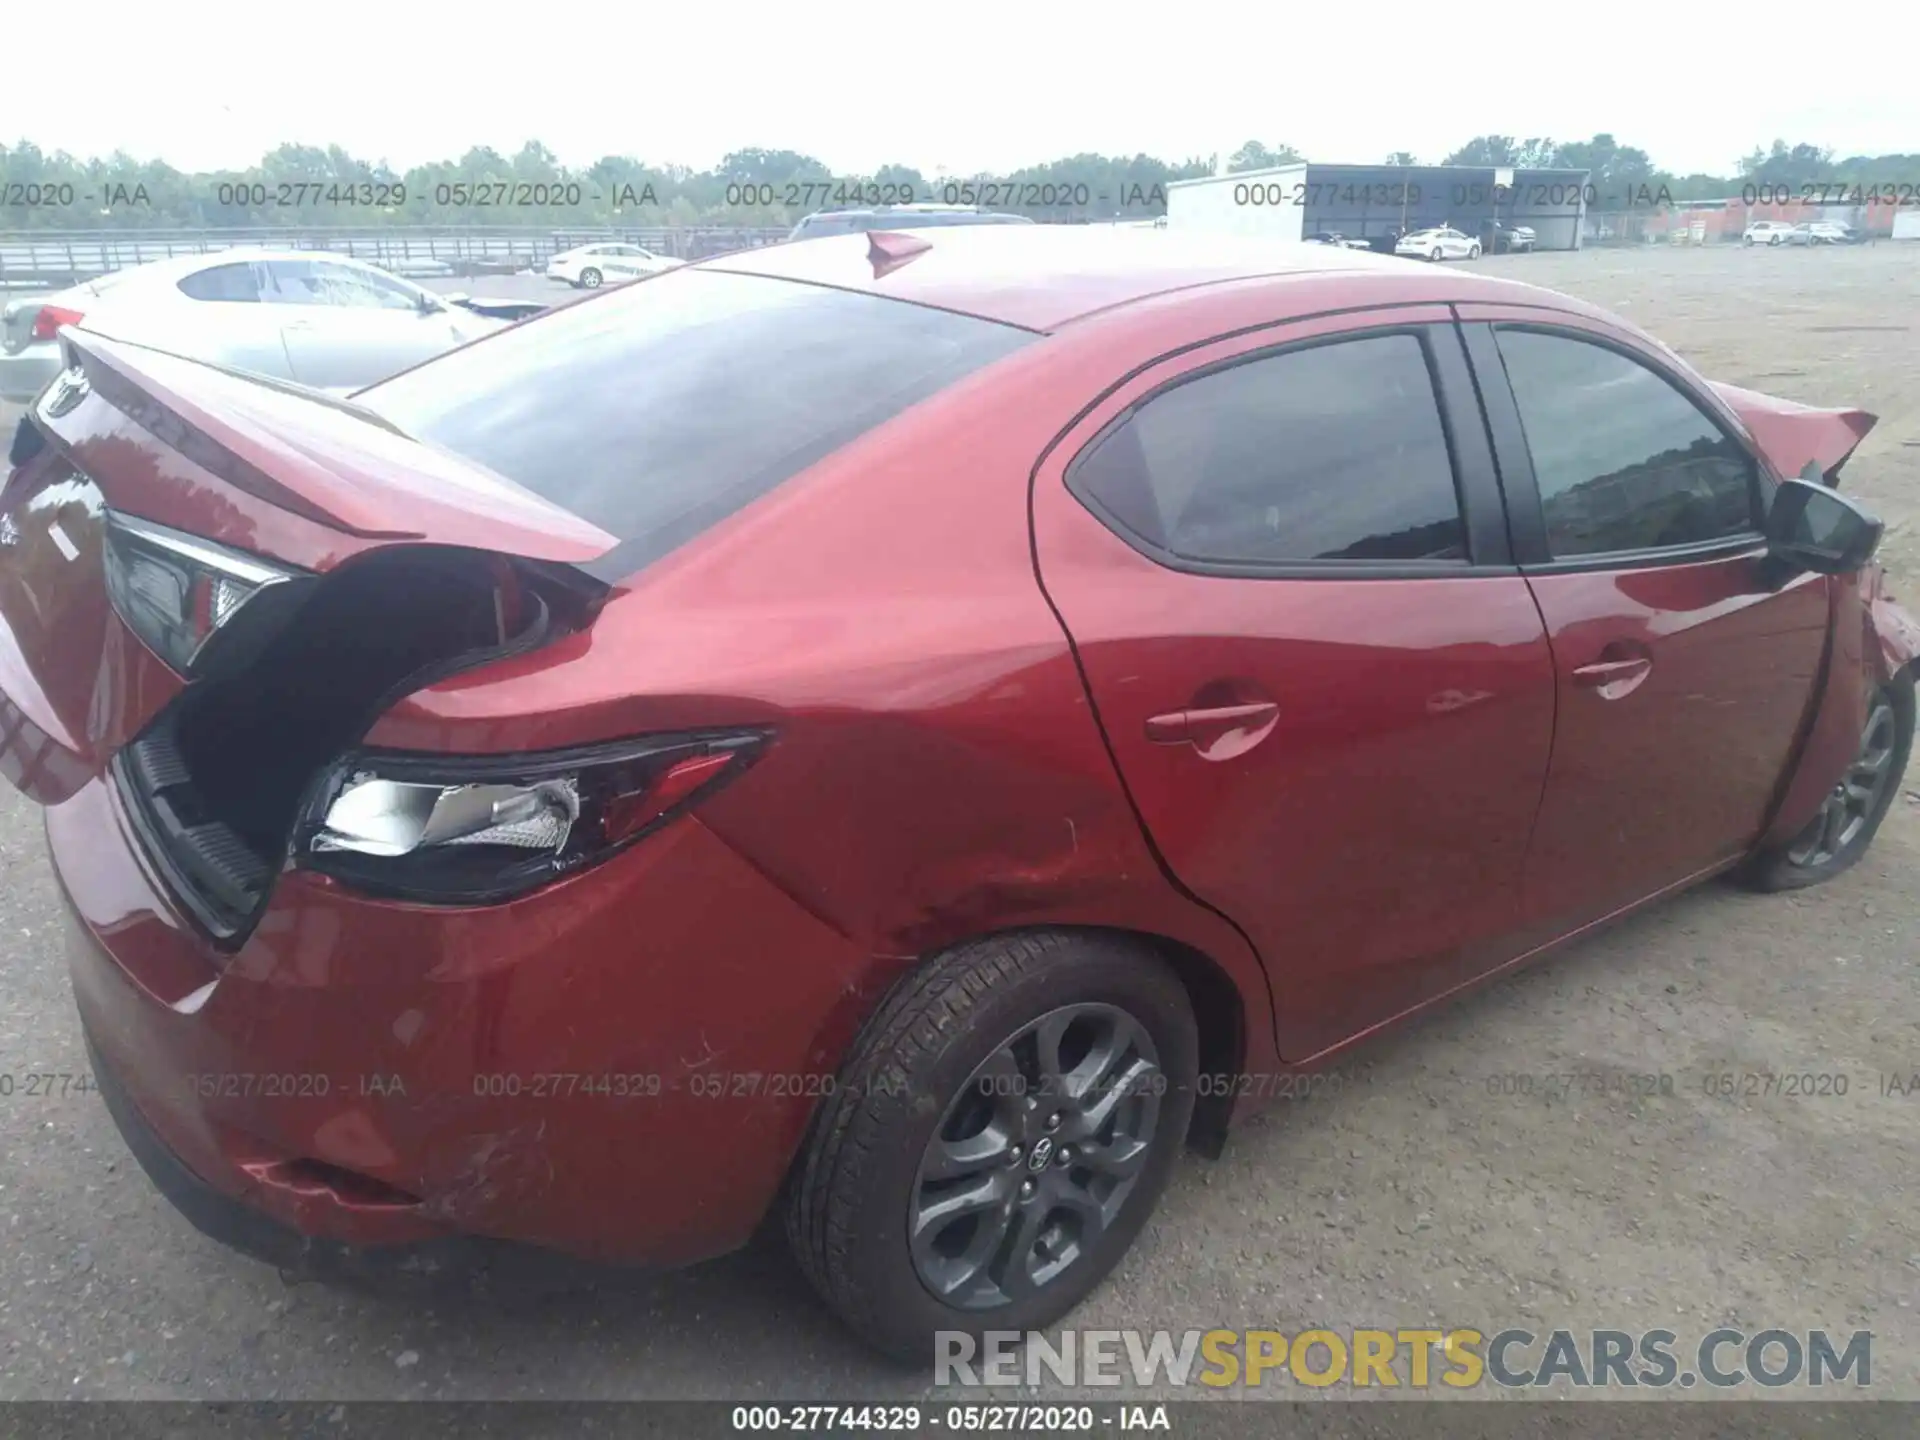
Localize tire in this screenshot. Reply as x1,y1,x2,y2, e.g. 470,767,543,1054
1769,234,1782,246
1741,676,1914,892
1467,243,1481,259
579,267,603,289
786,931,1199,1364
1430,247,1443,262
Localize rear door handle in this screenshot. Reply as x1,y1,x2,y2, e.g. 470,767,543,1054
1571,657,1651,687
1145,702,1279,743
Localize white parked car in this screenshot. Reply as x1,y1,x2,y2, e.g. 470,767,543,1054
1743,220,1797,246
0,250,528,402
1394,226,1481,261
544,243,682,289
1790,220,1858,246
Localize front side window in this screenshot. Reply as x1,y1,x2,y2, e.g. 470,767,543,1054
262,260,421,310
1494,328,1757,558
1069,331,1468,567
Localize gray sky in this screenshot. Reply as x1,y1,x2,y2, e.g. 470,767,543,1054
4,0,1910,177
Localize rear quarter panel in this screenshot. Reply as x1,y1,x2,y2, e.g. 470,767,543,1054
365,308,1319,1107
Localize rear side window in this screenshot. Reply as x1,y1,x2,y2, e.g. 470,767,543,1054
362,269,1032,577
177,263,263,303
1493,328,1757,558
1069,332,1468,567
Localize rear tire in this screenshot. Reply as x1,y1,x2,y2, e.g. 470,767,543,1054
1430,247,1443,262
580,267,603,289
1467,243,1481,259
785,931,1198,1364
1741,676,1913,892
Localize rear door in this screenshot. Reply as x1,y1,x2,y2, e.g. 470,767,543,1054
162,260,299,379
1032,309,1557,1060
1455,308,1830,934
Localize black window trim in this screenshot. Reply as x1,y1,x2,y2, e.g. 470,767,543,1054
1061,316,1514,582
1457,316,1773,574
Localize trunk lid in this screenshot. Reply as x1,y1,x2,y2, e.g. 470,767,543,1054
33,328,620,564
1710,380,1877,485
1,328,618,811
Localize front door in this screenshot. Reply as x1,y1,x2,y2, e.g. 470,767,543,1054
1032,309,1557,1060
267,259,460,391
1457,312,1830,934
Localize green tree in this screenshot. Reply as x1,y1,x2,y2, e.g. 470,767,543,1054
1226,141,1303,173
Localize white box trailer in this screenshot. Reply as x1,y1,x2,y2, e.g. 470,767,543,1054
1166,164,1307,243
1894,209,1920,240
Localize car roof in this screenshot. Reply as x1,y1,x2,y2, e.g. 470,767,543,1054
87,248,400,285
703,224,1567,332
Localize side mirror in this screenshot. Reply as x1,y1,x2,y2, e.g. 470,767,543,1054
1765,468,1884,575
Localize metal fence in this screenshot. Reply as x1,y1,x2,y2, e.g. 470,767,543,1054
0,226,794,288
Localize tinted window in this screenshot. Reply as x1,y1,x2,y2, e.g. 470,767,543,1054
362,269,1032,578
177,263,263,303
1070,332,1467,566
1494,329,1757,557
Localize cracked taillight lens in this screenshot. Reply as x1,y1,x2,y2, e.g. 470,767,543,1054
299,730,769,903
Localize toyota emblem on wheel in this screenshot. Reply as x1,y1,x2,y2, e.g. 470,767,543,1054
1026,1137,1055,1171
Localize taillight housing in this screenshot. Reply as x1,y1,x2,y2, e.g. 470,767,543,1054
101,510,316,678
31,305,84,342
298,730,770,903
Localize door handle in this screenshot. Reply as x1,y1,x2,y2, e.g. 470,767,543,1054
1145,702,1279,743
1571,657,1651,687
1571,650,1654,701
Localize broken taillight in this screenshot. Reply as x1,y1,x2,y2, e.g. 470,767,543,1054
31,305,84,342
299,730,770,903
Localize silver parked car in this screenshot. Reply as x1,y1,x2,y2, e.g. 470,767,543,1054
0,249,530,402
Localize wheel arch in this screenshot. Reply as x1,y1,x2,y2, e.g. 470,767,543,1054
778,920,1251,1215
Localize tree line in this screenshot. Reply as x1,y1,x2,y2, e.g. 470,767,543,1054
2,136,1913,230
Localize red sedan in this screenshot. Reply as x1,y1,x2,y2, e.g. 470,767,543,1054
1,227,1913,1361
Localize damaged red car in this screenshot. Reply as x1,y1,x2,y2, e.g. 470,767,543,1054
2,227,1913,1362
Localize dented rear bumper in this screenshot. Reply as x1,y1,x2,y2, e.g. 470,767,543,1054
54,769,881,1270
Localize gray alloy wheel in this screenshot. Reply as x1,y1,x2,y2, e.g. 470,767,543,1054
1430,246,1444,262
1786,691,1900,867
908,1002,1163,1310
1743,677,1914,891
785,930,1197,1363
579,267,603,289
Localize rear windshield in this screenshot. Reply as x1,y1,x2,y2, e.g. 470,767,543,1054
360,268,1033,578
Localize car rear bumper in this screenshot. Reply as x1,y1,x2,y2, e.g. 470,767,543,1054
0,343,60,403
52,768,882,1269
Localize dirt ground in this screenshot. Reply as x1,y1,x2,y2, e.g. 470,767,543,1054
0,242,1915,1407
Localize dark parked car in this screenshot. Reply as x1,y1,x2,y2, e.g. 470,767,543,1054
2,228,1914,1364
788,203,1035,240
1489,222,1538,252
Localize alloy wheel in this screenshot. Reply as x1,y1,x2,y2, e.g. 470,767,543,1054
908,1003,1163,1310
1787,693,1899,867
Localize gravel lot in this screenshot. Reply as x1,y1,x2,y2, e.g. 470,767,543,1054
0,241,1916,1406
